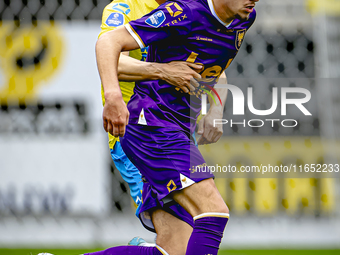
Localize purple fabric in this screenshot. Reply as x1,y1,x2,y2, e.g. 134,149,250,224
186,216,229,255
138,181,194,233
120,125,213,202
84,246,162,255
127,0,256,134
120,124,211,232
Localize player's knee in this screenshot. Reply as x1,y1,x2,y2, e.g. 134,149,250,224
217,202,229,214
174,178,229,216
205,199,229,215
198,179,229,214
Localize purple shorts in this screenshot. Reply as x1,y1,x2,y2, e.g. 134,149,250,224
120,124,214,232
138,181,194,232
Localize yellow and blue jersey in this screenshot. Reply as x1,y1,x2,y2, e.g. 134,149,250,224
99,0,159,149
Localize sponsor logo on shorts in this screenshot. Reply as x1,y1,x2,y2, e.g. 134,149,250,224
145,11,166,28
180,173,195,188
167,180,177,192
106,12,124,27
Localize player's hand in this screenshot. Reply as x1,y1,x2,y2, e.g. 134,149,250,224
103,94,129,137
160,61,202,93
197,107,224,145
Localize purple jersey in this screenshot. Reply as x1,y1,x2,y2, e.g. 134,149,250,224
125,0,256,133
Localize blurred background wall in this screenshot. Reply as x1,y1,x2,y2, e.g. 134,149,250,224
0,0,339,249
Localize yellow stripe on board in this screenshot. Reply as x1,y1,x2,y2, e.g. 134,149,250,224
204,137,338,216
307,0,340,15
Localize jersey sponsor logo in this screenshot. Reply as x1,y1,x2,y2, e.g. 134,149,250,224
145,10,166,28
235,29,246,50
106,12,124,27
163,13,187,27
112,2,131,15
165,2,183,17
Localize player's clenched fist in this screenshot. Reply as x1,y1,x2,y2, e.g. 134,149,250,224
103,95,129,137
160,61,202,93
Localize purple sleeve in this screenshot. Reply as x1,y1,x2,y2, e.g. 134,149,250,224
125,1,192,48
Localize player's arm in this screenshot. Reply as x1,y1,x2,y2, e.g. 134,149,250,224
96,27,139,138
120,2,200,92
97,2,196,137
97,26,199,137
118,55,202,93
197,72,228,145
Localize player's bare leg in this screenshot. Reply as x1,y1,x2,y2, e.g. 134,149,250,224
173,178,229,216
152,209,192,255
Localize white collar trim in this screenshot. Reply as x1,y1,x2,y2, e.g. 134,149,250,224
207,0,233,28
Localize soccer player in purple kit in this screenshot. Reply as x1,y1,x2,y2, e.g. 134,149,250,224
94,0,259,254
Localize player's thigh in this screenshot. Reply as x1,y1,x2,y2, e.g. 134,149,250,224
172,178,229,217
152,209,192,255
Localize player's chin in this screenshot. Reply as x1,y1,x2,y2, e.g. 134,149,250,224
236,9,251,20
236,12,251,20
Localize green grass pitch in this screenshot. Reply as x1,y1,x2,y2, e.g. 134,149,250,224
0,249,339,255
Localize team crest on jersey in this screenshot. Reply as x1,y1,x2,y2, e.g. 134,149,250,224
145,10,166,28
235,29,246,50
112,3,130,15
106,12,124,27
